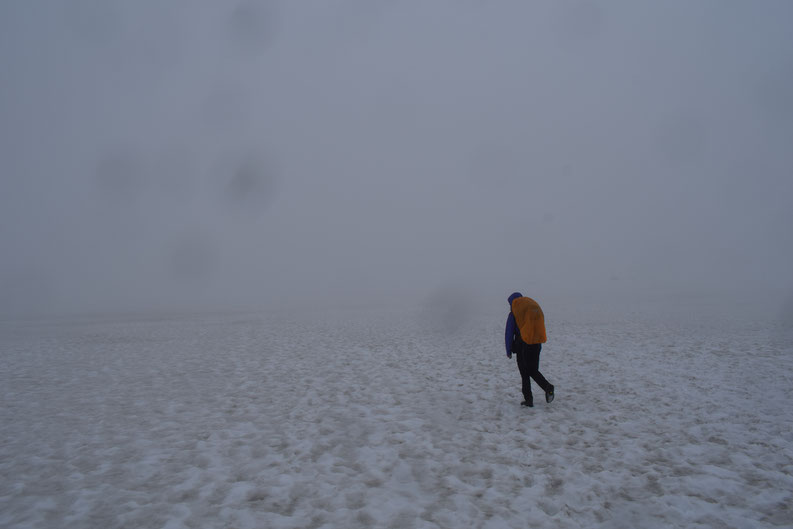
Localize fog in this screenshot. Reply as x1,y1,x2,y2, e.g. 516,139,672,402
1,1,792,318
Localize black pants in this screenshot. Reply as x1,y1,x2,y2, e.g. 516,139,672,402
515,341,551,401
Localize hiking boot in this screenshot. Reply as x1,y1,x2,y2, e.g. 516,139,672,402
521,398,533,407
545,385,555,403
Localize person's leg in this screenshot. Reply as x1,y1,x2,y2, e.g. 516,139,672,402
526,343,552,393
515,341,533,404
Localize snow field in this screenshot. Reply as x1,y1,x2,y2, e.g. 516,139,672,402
1,308,791,528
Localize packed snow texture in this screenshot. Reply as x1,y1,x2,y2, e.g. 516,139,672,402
1,307,791,528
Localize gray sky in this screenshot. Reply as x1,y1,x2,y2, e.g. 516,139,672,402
1,1,792,316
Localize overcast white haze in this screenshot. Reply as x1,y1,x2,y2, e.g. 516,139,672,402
3,4,793,528
1,0,793,317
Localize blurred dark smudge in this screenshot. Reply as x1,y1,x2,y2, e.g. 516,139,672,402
225,156,278,212
420,285,474,334
229,1,278,54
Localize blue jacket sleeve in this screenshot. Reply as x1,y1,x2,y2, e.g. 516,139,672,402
505,312,516,356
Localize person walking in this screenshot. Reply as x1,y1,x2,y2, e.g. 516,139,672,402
505,292,554,407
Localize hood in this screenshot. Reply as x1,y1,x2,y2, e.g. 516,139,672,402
508,292,523,305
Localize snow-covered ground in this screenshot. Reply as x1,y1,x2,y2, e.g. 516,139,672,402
1,306,791,528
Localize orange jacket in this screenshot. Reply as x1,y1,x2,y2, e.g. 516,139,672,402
511,296,547,344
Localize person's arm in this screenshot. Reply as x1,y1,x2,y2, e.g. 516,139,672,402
505,312,516,358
